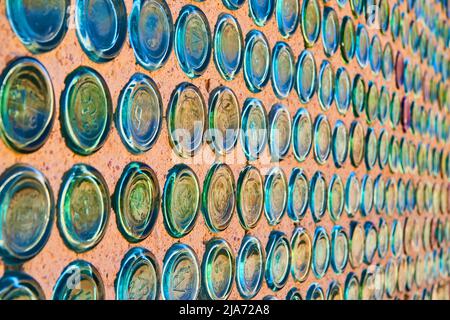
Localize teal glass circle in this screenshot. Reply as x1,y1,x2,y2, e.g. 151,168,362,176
286,287,302,300
427,77,436,106
365,81,378,124
75,0,127,62
268,103,291,161
60,66,112,156
412,64,422,95
377,86,389,124
5,0,69,53
243,30,271,93
351,74,365,117
240,98,268,161
403,59,414,93
271,42,295,99
378,0,390,34
331,226,349,274
113,162,160,243
431,148,440,177
301,0,321,47
428,112,436,139
313,114,331,165
0,165,54,265
327,280,343,300
416,143,426,176
364,221,378,264
312,226,330,279
115,247,160,300
208,86,240,155
374,174,385,215
276,0,299,38
399,13,408,49
336,0,347,7
377,129,389,169
391,219,403,258
162,164,200,238
382,42,394,80
306,283,324,300
389,92,402,128
249,0,274,27
403,151,415,183
290,227,312,283
340,16,356,63
397,179,406,214
292,108,313,162
0,57,55,153
350,0,364,16
222,0,245,10
202,163,235,233
310,171,327,223
388,136,400,173
322,6,339,57
328,174,344,222
288,168,309,222
331,120,348,168
377,218,389,258
129,0,173,71
369,34,382,73
364,127,377,170
213,13,243,81
356,24,369,67
0,272,44,300
390,4,400,40
335,67,351,114
318,60,335,111
409,21,420,53
236,235,264,299
201,238,235,300
349,121,364,167
344,272,360,300
345,172,360,217
384,178,397,216
161,243,200,300
296,49,317,103
405,256,414,291
57,164,110,253
264,166,288,226
405,180,416,213
421,253,432,286
53,260,105,300
116,73,162,154
360,174,374,217
265,231,291,291
167,82,206,158
236,165,264,230
174,5,211,78
349,221,364,268
306,283,325,300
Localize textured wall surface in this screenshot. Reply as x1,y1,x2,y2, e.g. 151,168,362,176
0,0,449,300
